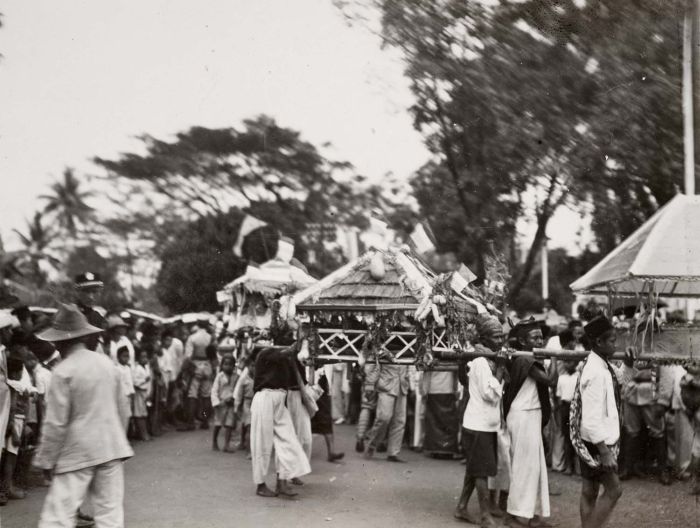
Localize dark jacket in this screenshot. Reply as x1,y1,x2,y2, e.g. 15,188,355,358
503,356,551,427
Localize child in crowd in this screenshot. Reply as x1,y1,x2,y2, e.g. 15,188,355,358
148,342,168,437
24,348,53,488
23,350,49,437
155,338,174,429
211,355,238,452
1,350,35,503
234,356,255,455
116,346,135,433
555,359,579,475
133,349,152,441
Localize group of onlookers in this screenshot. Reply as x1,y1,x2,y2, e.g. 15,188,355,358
345,314,700,527
2,272,699,526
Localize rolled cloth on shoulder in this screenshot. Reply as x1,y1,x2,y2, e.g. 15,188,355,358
503,356,551,427
476,314,502,339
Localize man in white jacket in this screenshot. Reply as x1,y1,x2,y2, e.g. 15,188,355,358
575,316,624,528
34,304,133,528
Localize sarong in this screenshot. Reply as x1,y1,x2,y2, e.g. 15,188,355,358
423,393,459,455
250,389,310,484
506,409,550,519
311,374,333,436
462,428,497,477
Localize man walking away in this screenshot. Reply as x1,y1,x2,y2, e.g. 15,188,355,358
363,362,410,463
34,304,133,528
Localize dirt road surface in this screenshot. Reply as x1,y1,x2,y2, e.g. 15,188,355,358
2,425,697,527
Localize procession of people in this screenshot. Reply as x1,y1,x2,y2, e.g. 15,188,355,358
0,268,699,528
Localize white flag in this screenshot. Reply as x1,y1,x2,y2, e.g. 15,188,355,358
275,236,295,263
409,223,436,255
233,214,267,257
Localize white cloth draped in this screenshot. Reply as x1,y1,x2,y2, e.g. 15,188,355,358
286,389,312,461
250,389,310,484
507,408,550,519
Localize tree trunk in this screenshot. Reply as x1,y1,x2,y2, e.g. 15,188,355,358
508,212,551,302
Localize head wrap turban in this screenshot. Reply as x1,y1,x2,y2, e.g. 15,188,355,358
475,314,503,339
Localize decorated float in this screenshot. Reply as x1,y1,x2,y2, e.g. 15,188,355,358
291,246,491,369
217,258,317,354
570,193,700,366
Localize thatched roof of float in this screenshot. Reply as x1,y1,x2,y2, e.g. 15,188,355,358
293,247,435,312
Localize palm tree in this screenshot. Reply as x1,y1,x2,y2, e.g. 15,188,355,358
40,168,95,237
12,212,61,287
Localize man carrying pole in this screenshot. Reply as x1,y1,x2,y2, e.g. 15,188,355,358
570,316,627,528
503,318,555,528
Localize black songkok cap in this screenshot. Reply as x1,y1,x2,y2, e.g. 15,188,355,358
509,316,541,339
584,315,614,342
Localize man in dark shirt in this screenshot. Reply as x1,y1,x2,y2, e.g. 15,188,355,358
74,273,106,354
250,347,311,498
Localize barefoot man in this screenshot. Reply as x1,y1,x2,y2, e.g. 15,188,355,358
572,316,624,528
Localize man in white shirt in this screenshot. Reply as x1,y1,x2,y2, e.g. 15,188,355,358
162,330,184,383
575,316,623,528
455,314,506,527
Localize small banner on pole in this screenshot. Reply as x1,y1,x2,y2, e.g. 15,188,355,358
409,222,437,255
275,235,295,263
233,215,268,257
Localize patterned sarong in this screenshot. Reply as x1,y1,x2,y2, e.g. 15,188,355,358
569,355,621,468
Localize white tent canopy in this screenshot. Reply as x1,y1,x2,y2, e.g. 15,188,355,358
571,194,700,297
223,259,317,297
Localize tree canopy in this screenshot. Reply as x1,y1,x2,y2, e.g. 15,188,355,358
337,0,685,306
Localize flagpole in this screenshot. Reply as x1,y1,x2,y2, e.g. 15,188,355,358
684,2,696,195
259,229,271,261
683,0,699,319
692,0,700,193
541,236,549,302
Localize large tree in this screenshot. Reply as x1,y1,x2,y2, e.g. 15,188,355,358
498,0,685,255
337,0,685,302
96,116,392,310
155,211,246,313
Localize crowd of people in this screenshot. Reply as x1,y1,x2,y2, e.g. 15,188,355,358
342,315,700,528
0,271,699,528
0,273,272,526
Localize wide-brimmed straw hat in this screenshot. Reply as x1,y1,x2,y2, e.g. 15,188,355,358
36,303,103,342
0,311,20,330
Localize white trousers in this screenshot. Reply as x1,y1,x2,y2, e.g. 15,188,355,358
507,409,550,519
287,389,313,461
330,371,346,420
39,460,125,528
548,410,566,472
250,390,311,484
